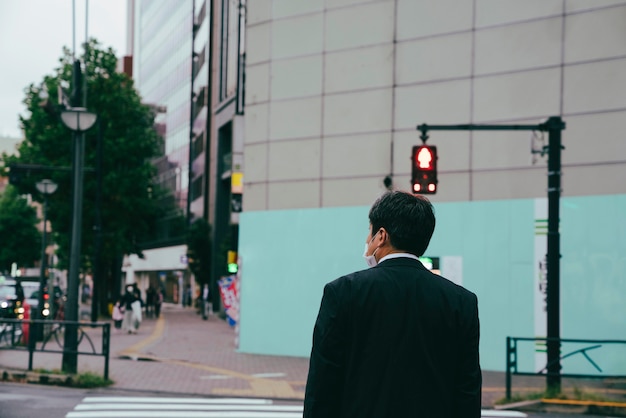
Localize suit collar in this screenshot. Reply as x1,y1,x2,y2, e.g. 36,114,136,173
378,252,419,263
377,256,427,270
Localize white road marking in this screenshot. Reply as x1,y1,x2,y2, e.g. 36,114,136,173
481,410,528,418
67,396,303,418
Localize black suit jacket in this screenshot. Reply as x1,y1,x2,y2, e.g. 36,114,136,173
304,257,481,418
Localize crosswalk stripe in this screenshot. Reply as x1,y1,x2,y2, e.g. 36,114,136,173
81,397,273,404
75,404,303,412
481,411,527,418
66,396,303,418
68,396,527,418
67,412,303,418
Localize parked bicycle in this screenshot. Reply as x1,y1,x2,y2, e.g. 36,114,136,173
40,321,96,354
0,321,23,347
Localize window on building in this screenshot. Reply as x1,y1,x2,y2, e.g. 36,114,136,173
220,0,245,103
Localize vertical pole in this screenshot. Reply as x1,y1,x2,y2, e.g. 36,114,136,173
63,46,88,372
62,131,85,374
506,337,512,400
546,116,564,392
92,120,103,322
103,323,110,380
38,195,48,340
28,318,36,370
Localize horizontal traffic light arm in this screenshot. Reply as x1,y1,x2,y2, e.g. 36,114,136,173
9,163,72,172
417,117,565,135
8,163,95,173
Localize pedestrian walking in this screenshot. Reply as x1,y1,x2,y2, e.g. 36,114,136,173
202,283,210,320
146,286,156,318
154,287,163,318
183,284,192,307
121,285,140,334
304,191,482,418
112,299,124,332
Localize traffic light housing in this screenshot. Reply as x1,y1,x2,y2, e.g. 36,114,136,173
411,145,438,194
227,250,238,274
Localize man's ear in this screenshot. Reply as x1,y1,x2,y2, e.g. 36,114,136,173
378,228,389,245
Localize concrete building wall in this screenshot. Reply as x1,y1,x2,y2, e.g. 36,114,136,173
244,0,626,208
237,0,626,373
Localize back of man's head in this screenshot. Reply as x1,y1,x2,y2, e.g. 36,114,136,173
368,191,436,256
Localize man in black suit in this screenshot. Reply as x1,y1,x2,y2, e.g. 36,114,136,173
304,191,481,418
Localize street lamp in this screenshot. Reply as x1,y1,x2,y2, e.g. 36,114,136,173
36,179,58,327
60,108,97,132
60,107,97,373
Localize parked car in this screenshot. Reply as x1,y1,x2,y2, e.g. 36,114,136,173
0,278,25,319
20,280,52,319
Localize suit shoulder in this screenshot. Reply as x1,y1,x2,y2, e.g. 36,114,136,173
325,268,372,290
433,272,478,301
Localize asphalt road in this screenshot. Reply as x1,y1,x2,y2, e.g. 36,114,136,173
0,382,621,418
0,382,87,418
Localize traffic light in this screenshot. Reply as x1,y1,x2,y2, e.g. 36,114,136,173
7,166,24,186
411,145,438,194
227,250,238,274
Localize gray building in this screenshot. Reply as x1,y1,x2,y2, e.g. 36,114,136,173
123,0,195,303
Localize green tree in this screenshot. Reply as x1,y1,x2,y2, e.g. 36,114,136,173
187,218,212,287
1,39,180,313
0,185,41,273
186,218,212,318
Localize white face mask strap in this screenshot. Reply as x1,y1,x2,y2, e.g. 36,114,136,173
364,230,381,268
370,230,380,244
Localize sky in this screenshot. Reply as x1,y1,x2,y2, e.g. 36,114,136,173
0,0,128,139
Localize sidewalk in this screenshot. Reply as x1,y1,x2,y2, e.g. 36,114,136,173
2,303,625,411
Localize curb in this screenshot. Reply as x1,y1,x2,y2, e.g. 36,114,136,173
541,398,626,417
497,397,626,417
1,368,73,386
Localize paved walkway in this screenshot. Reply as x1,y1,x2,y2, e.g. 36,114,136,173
2,303,625,410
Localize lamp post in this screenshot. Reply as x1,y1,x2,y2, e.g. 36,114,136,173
60,107,97,373
36,179,57,338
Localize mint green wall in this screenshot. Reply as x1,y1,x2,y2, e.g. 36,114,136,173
238,195,626,373
560,195,626,375
238,206,368,357
426,200,536,372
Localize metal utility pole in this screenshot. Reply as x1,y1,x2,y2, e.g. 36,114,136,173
416,116,566,392
60,61,97,374
545,116,564,391
63,61,85,373
92,119,103,322
36,179,58,340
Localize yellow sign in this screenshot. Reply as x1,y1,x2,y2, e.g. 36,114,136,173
231,172,243,194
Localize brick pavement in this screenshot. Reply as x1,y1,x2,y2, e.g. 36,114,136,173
2,303,625,410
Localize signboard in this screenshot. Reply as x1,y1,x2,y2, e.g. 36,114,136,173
218,275,240,327
534,198,548,371
231,172,243,194
231,193,242,213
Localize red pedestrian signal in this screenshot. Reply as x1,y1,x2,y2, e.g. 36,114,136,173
411,145,438,194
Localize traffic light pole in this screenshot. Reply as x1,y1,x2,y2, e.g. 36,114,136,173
417,116,566,392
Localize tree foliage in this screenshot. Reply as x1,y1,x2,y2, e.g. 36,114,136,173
186,218,212,286
0,39,179,300
0,186,41,273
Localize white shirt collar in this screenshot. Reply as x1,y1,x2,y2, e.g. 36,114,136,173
378,252,420,264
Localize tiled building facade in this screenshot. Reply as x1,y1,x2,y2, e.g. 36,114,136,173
243,0,626,208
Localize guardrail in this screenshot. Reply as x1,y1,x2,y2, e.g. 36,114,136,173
506,336,626,399
0,318,110,380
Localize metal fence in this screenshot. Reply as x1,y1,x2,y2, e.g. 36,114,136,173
506,336,626,399
0,318,110,380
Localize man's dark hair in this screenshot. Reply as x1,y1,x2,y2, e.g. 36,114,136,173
368,191,436,256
